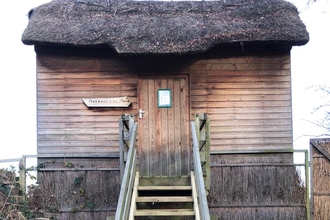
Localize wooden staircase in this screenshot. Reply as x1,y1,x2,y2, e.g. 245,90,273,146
114,114,211,220
129,171,200,219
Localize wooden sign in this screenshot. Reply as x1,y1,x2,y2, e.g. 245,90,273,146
83,97,131,108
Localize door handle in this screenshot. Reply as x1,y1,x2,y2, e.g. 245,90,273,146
139,109,145,119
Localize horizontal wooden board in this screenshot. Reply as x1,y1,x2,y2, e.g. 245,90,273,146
36,49,293,156
194,55,290,64
38,141,119,148
38,78,122,85
205,76,291,83
211,144,293,151
37,116,124,123
191,82,291,89
37,103,137,110
206,112,292,120
37,122,120,129
206,88,291,95
38,109,135,116
210,125,292,132
37,91,137,99
206,94,291,101
210,119,292,126
206,107,292,114
37,72,136,79
37,84,136,92
187,63,290,71
37,134,119,141
38,128,119,135
205,70,290,77
211,137,292,144
37,147,120,154
192,101,291,108
190,89,207,96
211,131,292,139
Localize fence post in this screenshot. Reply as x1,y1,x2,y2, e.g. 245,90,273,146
19,156,26,201
305,150,311,220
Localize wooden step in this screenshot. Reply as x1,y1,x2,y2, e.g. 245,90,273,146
136,196,193,203
135,208,195,216
139,176,191,187
138,185,192,190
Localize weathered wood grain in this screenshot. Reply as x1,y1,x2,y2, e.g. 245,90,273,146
36,47,292,158
138,76,190,177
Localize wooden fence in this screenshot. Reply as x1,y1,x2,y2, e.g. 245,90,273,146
310,138,330,220
209,149,310,220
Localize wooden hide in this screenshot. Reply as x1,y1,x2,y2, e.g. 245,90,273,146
36,45,293,157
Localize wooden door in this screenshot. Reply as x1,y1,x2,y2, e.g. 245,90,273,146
138,75,190,177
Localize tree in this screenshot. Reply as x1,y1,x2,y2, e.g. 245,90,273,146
307,0,330,5
307,85,330,136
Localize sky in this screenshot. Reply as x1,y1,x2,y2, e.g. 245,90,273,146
0,0,329,163
289,0,330,152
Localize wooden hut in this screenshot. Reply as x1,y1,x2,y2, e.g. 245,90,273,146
22,0,309,219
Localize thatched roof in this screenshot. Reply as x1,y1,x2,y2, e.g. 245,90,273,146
22,0,309,55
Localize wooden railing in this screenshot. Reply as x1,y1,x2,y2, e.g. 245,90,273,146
115,114,138,220
191,113,211,220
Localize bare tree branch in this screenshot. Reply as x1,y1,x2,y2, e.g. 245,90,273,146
294,133,330,142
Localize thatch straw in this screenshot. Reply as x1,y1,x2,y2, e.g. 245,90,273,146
209,166,305,205
208,154,306,219
210,207,306,219
314,196,330,219
28,170,120,219
312,139,330,220
22,0,309,54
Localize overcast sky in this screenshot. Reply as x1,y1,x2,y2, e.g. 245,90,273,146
0,0,329,161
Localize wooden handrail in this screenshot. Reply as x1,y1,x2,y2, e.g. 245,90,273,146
191,117,211,220
115,119,138,220
119,114,135,181
194,113,211,191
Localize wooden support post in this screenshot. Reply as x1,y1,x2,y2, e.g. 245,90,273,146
19,156,26,201
194,113,211,192
194,114,201,148
115,122,138,220
204,115,211,191
309,141,314,220
305,150,311,220
119,114,135,181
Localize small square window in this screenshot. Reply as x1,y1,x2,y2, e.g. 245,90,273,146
158,89,172,108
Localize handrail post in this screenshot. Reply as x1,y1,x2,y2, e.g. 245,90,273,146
194,113,211,191
191,119,211,220
115,121,138,220
119,114,135,181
